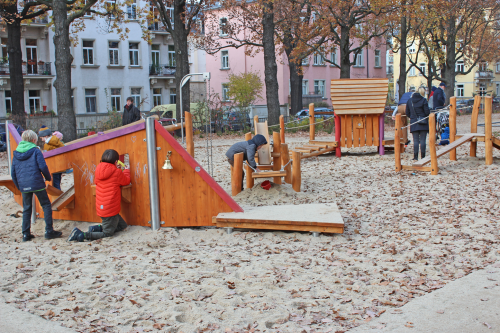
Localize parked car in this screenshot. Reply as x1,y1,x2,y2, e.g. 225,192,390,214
0,140,6,153
0,123,24,142
492,97,500,104
296,108,334,120
221,111,251,132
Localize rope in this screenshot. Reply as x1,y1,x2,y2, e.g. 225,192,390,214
478,122,500,127
400,110,450,129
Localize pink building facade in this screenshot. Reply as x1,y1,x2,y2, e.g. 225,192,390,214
205,28,387,110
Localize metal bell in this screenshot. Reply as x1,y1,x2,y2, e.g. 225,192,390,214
162,151,173,170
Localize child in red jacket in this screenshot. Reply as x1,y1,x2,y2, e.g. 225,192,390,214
68,149,130,242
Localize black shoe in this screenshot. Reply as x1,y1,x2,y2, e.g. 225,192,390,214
45,230,63,240
22,234,35,242
88,225,102,233
68,228,85,242
405,140,411,145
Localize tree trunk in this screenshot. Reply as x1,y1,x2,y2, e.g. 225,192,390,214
289,61,302,115
52,0,77,142
426,62,433,96
262,0,280,125
398,15,407,100
6,20,26,127
173,0,190,125
443,18,456,105
339,26,351,79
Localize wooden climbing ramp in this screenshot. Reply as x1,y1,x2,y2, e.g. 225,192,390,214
4,117,242,227
213,203,344,234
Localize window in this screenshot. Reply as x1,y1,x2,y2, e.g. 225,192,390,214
28,90,40,114
302,80,309,95
169,88,176,104
222,83,230,101
313,53,325,66
109,41,119,65
497,83,500,96
374,49,381,67
1,38,8,62
301,57,308,66
354,49,363,67
168,45,175,67
314,80,325,98
151,44,160,65
84,0,92,17
479,62,488,71
153,88,162,106
419,63,426,76
106,0,116,19
220,17,228,36
409,66,416,76
82,40,94,65
221,50,229,69
26,39,37,74
110,88,121,111
456,84,464,97
331,49,337,65
127,0,137,19
456,60,464,73
408,44,416,54
496,62,500,73
5,90,11,113
479,83,486,96
129,42,139,66
85,89,97,113
131,88,141,106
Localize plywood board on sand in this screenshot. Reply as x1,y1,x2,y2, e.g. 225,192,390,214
214,203,344,234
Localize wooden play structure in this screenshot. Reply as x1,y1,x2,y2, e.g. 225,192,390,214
395,95,499,175
2,113,243,227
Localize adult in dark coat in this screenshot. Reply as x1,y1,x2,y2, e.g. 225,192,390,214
406,87,431,161
122,97,141,126
433,82,446,109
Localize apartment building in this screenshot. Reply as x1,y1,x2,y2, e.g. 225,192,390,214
0,2,206,119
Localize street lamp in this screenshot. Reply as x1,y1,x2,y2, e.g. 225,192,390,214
179,72,211,143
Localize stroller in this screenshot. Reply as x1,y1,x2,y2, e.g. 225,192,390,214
434,109,449,140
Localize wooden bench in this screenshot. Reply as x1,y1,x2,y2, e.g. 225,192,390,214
330,79,388,151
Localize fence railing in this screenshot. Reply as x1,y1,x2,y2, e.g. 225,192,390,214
149,64,175,76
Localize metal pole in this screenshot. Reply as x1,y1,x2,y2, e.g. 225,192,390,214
179,81,184,144
146,117,161,230
5,120,12,175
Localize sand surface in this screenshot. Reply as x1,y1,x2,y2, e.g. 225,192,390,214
0,113,500,333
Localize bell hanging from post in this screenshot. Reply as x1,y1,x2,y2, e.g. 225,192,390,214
162,151,173,170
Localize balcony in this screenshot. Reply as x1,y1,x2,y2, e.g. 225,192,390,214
474,70,494,80
0,62,53,76
148,20,173,32
149,64,175,76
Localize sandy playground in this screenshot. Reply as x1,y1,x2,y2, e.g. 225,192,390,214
0,113,500,333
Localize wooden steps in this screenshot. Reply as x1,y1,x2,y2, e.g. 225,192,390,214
46,184,63,197
251,170,287,178
91,184,133,203
413,134,475,167
213,203,344,234
0,175,20,195
51,185,75,211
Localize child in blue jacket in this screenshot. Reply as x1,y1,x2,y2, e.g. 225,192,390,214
439,124,450,145
11,130,62,242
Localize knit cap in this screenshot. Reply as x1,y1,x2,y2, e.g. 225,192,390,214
38,125,52,137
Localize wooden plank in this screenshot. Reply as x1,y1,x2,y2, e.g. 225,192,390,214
382,139,395,145
256,164,273,170
359,115,366,146
332,109,385,115
281,144,292,184
293,148,313,153
341,115,346,147
413,134,475,167
352,117,360,147
301,145,325,150
51,185,75,211
470,95,481,157
329,96,387,101
301,146,336,159
251,170,286,178
46,184,63,197
65,119,146,147
346,115,353,148
0,176,21,195
331,92,389,97
163,122,185,132
331,78,388,84
373,114,379,146
272,132,282,185
292,151,301,192
366,114,373,146
309,140,338,147
492,137,500,150
215,221,343,234
402,165,433,171
331,103,386,109
330,88,388,93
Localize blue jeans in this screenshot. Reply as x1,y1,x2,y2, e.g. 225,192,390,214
412,131,428,160
52,173,62,190
21,190,54,235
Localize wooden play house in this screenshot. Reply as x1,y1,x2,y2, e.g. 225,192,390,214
395,95,499,175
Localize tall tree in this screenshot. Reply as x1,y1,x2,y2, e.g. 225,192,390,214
0,1,49,127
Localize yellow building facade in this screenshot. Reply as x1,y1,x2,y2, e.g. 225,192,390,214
393,46,500,101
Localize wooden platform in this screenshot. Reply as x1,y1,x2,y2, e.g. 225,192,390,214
51,185,75,211
413,134,476,167
214,203,344,234
0,175,20,195
292,141,337,159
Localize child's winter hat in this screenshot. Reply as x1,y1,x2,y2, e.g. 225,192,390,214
53,131,63,140
38,125,52,137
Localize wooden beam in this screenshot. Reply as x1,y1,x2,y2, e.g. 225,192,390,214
0,176,21,195
485,96,493,165
272,132,282,184
231,152,243,196
402,165,433,172
251,170,286,178
51,185,75,211
301,146,336,159
46,184,63,197
245,163,254,189
309,140,338,147
215,221,343,234
281,144,292,184
245,132,252,141
292,151,301,192
429,114,439,175
163,122,186,132
184,111,194,157
279,115,285,144
449,97,457,161
309,103,315,141
470,95,481,157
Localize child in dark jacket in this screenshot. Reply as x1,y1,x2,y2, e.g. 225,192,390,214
68,149,131,242
11,130,63,242
39,126,65,190
439,124,450,145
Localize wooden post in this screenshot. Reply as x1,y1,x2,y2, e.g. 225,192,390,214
280,115,285,144
470,95,481,157
334,114,341,157
292,151,301,192
395,114,402,172
272,132,282,184
429,113,439,175
245,164,254,189
309,103,315,141
231,152,243,196
485,96,493,165
253,115,259,135
185,111,194,157
281,143,292,184
449,97,457,161
245,132,252,141
379,113,385,155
